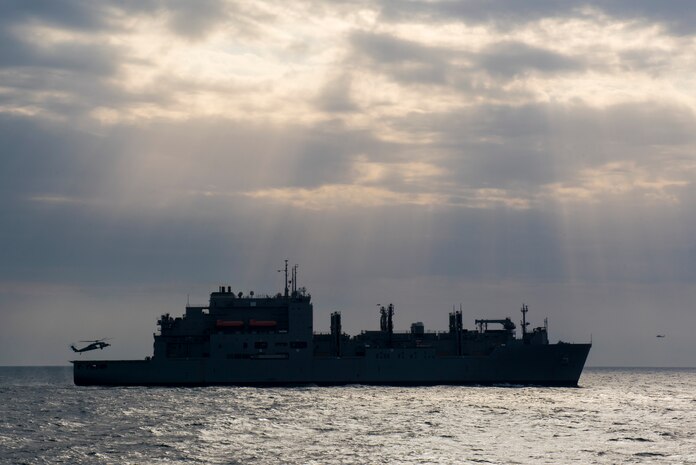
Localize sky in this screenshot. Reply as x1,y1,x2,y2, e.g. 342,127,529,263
1,0,695,366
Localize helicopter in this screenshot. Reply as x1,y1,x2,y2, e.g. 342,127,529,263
70,339,111,353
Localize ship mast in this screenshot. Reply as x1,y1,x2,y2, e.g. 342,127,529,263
521,303,529,340
278,259,289,297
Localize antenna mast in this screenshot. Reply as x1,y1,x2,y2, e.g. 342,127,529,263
521,303,529,338
278,259,289,297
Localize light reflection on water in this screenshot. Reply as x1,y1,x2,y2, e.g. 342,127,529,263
0,367,695,464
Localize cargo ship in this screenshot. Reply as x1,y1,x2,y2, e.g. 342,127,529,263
73,262,591,386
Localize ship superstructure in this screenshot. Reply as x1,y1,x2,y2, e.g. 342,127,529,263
73,262,591,386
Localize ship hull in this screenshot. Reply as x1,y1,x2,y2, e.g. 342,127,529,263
73,343,591,387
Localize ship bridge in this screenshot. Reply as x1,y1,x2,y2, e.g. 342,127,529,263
153,261,313,360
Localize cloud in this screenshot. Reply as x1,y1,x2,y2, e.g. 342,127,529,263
165,0,228,39
315,73,358,113
0,0,115,32
476,41,585,78
377,0,582,28
381,101,696,197
596,0,696,36
350,31,451,85
245,184,443,209
0,28,123,76
544,161,690,204
377,0,696,36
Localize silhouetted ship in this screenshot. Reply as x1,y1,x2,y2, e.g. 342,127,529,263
73,262,591,386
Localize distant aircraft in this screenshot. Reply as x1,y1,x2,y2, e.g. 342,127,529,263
71,339,111,353
656,334,666,338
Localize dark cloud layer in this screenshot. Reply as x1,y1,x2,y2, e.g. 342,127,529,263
0,29,122,76
0,0,112,32
378,0,696,35
350,31,451,84
349,31,587,92
476,41,584,78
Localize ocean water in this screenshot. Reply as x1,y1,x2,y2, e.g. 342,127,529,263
0,367,694,464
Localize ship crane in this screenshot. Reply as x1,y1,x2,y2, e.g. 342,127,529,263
475,318,516,332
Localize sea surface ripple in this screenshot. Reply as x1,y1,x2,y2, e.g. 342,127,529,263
0,367,694,464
